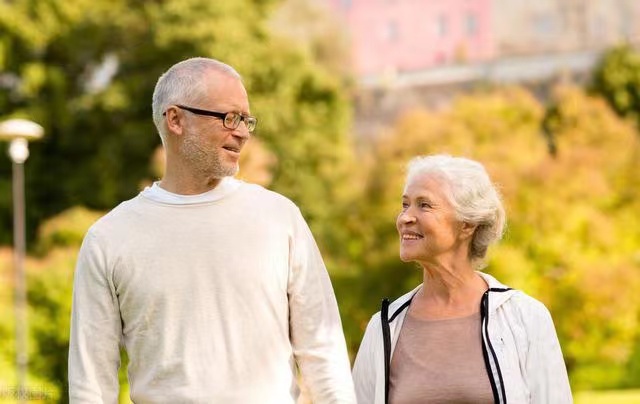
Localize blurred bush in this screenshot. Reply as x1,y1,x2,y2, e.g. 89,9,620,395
591,44,640,128
0,0,639,399
34,207,103,256
336,84,640,391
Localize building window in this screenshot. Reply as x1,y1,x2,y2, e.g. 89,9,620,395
384,21,398,41
436,15,449,37
533,14,555,37
589,15,604,40
466,13,477,36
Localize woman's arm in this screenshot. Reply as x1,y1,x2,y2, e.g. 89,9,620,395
352,313,381,404
525,300,573,403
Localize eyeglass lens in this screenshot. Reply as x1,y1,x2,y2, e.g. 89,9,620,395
224,112,256,132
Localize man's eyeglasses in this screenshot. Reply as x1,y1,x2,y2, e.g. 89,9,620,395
165,104,257,133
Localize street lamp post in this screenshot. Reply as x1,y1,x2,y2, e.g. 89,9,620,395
0,118,44,403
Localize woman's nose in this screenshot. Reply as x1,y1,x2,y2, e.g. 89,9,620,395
398,210,416,224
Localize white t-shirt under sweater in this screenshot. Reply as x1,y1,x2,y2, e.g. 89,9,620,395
69,177,356,404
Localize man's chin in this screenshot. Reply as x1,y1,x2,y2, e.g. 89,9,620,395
218,164,239,178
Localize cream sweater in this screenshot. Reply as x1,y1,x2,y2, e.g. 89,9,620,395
69,178,355,404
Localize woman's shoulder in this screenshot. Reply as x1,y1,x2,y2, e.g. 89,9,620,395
508,289,551,313
502,289,555,329
481,272,551,318
364,284,421,329
389,284,421,311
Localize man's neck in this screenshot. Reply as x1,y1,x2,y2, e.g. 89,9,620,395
160,146,230,194
159,173,223,195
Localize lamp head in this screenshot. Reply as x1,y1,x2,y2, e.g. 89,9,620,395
0,119,44,164
0,119,44,141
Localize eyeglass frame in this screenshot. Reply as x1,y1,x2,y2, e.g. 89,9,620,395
163,104,257,133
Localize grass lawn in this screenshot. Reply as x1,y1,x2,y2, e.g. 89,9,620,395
115,389,640,403
575,389,640,404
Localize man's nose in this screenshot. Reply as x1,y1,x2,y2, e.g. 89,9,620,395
232,125,251,139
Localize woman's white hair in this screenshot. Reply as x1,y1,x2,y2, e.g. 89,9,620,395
151,57,241,144
406,154,506,268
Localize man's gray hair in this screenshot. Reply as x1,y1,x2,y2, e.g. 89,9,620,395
151,57,241,144
406,154,506,268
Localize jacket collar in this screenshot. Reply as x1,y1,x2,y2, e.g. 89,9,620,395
477,271,516,311
387,271,516,321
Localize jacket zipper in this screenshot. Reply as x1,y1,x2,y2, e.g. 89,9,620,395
481,288,512,404
381,298,391,404
381,296,413,404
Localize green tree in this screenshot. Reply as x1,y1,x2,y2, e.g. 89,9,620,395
1,0,357,401
344,85,640,391
506,86,640,389
0,0,356,254
339,86,548,352
591,44,640,128
0,207,130,402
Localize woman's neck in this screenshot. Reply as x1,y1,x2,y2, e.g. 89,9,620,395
410,262,488,320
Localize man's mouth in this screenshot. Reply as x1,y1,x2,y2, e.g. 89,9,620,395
223,145,241,153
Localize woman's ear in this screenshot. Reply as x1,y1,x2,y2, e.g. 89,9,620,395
460,222,477,240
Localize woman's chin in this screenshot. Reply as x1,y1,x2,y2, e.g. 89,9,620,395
399,252,416,263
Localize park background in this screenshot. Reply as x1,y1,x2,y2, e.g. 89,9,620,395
1,0,639,402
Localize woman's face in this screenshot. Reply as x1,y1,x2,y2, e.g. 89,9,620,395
396,173,466,265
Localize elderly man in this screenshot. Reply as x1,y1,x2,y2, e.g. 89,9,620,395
69,57,356,404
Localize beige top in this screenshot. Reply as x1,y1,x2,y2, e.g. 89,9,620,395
389,311,494,404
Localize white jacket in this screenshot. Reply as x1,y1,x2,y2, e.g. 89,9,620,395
352,272,572,404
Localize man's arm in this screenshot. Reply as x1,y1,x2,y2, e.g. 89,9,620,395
68,230,123,404
287,208,357,404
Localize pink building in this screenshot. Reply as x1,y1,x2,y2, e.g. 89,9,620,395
324,0,494,77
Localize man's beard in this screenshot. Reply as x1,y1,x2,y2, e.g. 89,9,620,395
181,133,238,179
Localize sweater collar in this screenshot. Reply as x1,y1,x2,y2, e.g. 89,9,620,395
141,177,242,205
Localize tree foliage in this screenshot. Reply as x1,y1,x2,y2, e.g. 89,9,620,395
591,44,640,128
0,0,357,401
337,85,640,390
0,0,356,252
1,0,640,397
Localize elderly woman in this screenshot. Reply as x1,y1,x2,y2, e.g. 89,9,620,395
352,155,572,404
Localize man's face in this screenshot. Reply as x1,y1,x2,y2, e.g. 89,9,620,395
179,70,251,179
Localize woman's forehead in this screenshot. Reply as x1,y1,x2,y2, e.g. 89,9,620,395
404,172,449,195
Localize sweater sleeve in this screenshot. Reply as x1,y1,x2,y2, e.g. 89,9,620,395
287,208,356,404
525,300,573,403
352,314,380,404
68,230,122,404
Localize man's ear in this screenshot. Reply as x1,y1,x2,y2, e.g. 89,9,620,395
165,106,185,136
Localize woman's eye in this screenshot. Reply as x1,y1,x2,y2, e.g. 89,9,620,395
401,202,409,210
420,202,431,209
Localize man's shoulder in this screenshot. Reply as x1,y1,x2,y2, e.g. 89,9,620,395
238,181,299,210
86,195,144,236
